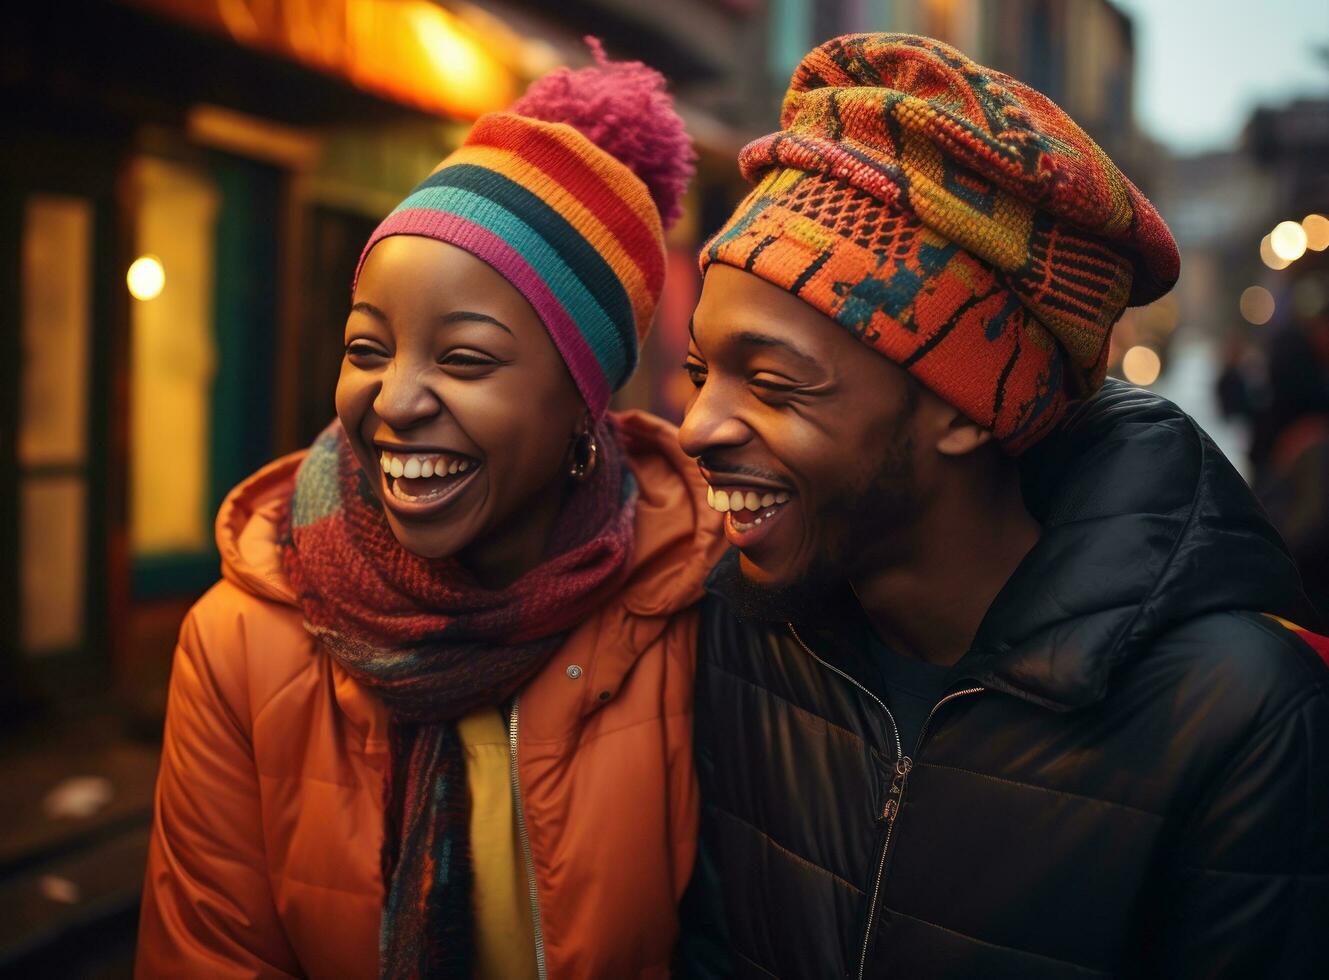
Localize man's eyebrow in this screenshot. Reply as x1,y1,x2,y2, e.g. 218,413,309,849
686,321,818,366
733,330,819,366
438,310,514,335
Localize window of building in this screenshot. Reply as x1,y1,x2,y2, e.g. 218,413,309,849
127,157,220,560
18,196,94,656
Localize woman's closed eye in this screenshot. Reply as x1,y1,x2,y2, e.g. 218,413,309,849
439,349,509,374
345,341,388,362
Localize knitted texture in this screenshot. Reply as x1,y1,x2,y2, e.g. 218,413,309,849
701,33,1181,452
512,36,694,230
281,420,637,979
356,46,693,417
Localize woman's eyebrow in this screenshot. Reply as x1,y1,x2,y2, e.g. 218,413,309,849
438,311,514,335
350,303,514,337
350,301,387,321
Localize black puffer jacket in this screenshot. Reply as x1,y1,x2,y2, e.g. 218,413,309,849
682,383,1329,979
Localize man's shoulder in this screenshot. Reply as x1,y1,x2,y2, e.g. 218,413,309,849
1126,609,1329,744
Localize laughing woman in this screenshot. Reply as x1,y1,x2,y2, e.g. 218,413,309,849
135,45,721,980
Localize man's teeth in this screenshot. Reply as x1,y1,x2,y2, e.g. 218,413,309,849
379,451,473,479
705,485,789,514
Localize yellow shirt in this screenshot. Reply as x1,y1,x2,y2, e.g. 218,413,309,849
458,709,539,980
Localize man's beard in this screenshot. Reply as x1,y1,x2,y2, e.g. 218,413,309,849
711,548,846,624
716,412,921,626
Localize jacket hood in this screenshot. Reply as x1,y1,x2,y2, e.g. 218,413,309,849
968,380,1318,711
214,410,723,620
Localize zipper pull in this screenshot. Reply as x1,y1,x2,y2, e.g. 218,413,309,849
880,756,912,823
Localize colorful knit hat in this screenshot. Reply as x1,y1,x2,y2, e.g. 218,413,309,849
356,39,695,418
701,34,1180,452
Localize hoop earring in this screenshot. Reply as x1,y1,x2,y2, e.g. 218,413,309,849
569,428,599,481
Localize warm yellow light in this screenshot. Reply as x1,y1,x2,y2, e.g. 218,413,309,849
1121,345,1162,386
127,255,165,301
407,5,512,117
1239,285,1275,325
344,1,513,119
1304,214,1329,252
1270,220,1308,262
1261,234,1292,271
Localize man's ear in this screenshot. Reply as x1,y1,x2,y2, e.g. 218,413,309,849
935,411,994,456
914,383,995,457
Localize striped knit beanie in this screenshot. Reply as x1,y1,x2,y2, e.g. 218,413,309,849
356,39,694,418
701,34,1180,452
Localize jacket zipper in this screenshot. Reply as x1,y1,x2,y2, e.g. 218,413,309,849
508,698,549,980
787,624,983,980
787,625,901,980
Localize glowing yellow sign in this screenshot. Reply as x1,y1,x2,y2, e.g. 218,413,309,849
127,0,516,119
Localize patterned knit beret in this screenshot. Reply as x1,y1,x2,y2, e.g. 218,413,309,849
356,40,694,418
701,33,1180,452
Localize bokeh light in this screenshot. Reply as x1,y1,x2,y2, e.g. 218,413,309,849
1121,345,1162,387
1239,285,1276,325
126,255,165,301
1261,234,1292,270
1269,220,1308,262
1304,214,1329,253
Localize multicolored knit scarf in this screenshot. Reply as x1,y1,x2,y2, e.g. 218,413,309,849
281,419,637,979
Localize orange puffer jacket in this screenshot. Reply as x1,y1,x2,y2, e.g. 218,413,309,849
135,411,723,979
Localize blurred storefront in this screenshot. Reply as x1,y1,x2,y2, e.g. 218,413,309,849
1,1,493,723
0,0,772,730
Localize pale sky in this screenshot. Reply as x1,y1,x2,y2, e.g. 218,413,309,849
1111,0,1329,153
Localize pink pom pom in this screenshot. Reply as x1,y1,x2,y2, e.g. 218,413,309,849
512,37,696,230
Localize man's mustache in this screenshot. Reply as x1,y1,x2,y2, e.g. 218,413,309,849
695,455,789,485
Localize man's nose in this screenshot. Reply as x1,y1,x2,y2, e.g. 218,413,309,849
678,377,750,459
373,360,442,429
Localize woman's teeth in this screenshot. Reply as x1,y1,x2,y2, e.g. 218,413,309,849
706,485,790,527
378,451,473,479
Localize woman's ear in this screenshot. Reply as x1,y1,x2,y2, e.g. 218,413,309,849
567,412,600,481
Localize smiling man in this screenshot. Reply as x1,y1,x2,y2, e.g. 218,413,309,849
677,34,1329,979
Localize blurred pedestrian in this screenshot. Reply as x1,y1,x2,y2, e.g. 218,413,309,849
677,34,1329,979
136,42,722,979
1253,310,1329,618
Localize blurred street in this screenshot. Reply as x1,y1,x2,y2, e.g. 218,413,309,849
1,0,1326,973
1153,333,1253,480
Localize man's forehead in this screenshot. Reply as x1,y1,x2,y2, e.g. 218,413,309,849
693,266,838,350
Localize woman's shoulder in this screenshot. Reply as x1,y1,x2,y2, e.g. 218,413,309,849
175,577,317,728
214,452,306,607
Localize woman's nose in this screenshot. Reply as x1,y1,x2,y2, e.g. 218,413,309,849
372,360,442,430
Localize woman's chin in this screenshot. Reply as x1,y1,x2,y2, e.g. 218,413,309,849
383,514,471,562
